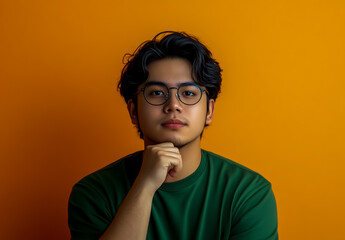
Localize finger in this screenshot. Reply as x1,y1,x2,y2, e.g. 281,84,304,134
166,161,182,180
167,156,183,173
174,155,183,173
156,151,181,160
148,142,174,148
146,146,181,157
146,143,178,152
168,168,177,178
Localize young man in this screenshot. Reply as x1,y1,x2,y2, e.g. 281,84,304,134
68,31,278,240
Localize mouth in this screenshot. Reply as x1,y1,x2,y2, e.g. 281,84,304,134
161,119,187,129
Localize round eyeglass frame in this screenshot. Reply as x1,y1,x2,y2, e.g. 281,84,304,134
139,82,209,106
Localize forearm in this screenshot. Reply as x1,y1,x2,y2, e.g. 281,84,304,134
99,179,154,240
99,143,182,240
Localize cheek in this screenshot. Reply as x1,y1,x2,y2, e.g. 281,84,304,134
189,104,207,126
137,100,157,128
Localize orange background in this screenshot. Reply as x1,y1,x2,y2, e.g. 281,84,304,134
1,0,345,239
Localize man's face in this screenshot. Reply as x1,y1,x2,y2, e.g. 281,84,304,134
128,58,214,147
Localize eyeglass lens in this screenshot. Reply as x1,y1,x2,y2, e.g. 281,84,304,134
144,84,202,105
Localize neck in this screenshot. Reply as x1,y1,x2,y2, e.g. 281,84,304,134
158,136,201,182
172,137,201,181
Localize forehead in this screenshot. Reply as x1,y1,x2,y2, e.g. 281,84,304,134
146,58,195,86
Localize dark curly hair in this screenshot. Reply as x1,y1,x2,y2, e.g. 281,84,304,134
117,31,222,138
118,31,222,102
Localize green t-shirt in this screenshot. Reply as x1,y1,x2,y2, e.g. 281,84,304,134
68,149,278,240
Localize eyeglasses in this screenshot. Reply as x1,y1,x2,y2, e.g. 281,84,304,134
139,82,208,106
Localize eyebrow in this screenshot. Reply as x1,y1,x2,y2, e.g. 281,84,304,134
145,80,197,87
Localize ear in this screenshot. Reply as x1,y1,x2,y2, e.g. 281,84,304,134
127,99,138,125
205,98,215,126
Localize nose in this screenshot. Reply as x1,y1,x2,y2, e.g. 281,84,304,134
163,88,183,113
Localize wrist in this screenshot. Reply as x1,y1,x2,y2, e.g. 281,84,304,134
132,176,157,199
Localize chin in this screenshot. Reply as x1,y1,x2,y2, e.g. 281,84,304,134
143,130,202,148
158,135,200,148
160,137,186,148
143,135,185,148
167,139,186,148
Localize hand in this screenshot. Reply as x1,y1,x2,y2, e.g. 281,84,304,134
136,142,183,194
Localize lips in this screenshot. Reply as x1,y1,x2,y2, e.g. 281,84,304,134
161,118,186,129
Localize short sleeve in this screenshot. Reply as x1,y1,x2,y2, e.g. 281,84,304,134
230,183,278,240
68,180,112,240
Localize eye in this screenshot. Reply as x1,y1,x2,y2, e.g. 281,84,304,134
182,91,196,97
150,90,165,96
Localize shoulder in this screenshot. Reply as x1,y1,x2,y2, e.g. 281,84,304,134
69,151,143,219
202,149,271,186
70,151,143,200
68,153,143,239
202,150,278,236
201,149,273,206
